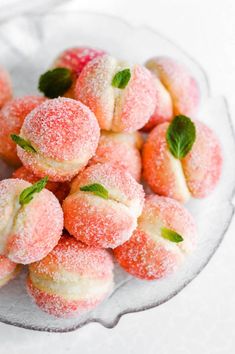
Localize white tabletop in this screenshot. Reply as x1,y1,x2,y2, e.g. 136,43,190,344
0,0,235,353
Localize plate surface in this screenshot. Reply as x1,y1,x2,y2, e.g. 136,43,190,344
0,11,234,332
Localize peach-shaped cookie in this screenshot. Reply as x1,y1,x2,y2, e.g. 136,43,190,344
142,77,173,131
0,66,12,109
0,178,63,264
39,47,106,99
54,46,106,76
145,56,200,116
16,97,100,182
12,166,69,203
143,117,222,202
63,163,145,248
27,235,114,318
0,96,46,166
0,255,20,288
114,195,197,280
75,55,157,132
89,131,142,181
99,131,143,150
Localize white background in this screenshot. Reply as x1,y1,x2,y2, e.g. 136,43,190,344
0,0,235,353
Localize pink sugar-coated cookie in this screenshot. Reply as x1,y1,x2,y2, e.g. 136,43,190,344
181,121,223,198
0,255,20,288
54,46,106,98
99,131,143,150
142,120,222,203
0,178,63,264
114,195,197,280
27,235,114,318
75,55,157,132
63,163,145,248
0,96,46,166
54,47,106,76
89,131,142,181
145,56,200,117
0,66,12,109
12,166,70,203
142,76,173,131
17,97,100,182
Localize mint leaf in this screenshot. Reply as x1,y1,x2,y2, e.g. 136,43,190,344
38,68,73,98
161,227,184,243
11,134,37,153
80,183,109,199
166,115,196,159
112,68,131,89
19,177,48,205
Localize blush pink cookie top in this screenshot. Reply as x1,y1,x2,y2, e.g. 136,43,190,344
63,163,145,248
146,56,200,117
89,131,142,181
53,47,106,98
114,195,197,280
54,47,106,76
143,120,222,202
75,55,157,132
27,235,114,318
0,95,46,166
12,166,70,204
17,97,100,181
0,178,63,264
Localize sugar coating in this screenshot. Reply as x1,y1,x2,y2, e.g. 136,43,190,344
75,55,117,130
112,64,157,132
182,121,223,198
146,56,200,116
54,47,106,76
54,47,106,99
63,163,145,248
0,255,20,287
75,55,157,132
70,163,144,207
142,76,173,131
0,66,12,109
17,97,100,181
27,235,114,318
143,123,191,203
0,178,63,264
12,166,70,203
143,120,222,202
89,132,142,181
0,95,46,166
29,236,114,280
114,195,197,280
100,130,143,150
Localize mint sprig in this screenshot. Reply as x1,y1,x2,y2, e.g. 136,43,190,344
38,67,73,98
19,177,48,206
166,115,196,159
80,183,109,199
161,227,184,243
112,68,131,89
11,134,37,153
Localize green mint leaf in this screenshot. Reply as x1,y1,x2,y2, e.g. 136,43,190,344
161,227,184,243
38,67,73,98
112,68,131,89
11,134,37,153
19,177,48,206
166,115,196,159
80,183,109,199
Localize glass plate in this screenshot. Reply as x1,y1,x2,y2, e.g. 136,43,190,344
0,11,234,333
